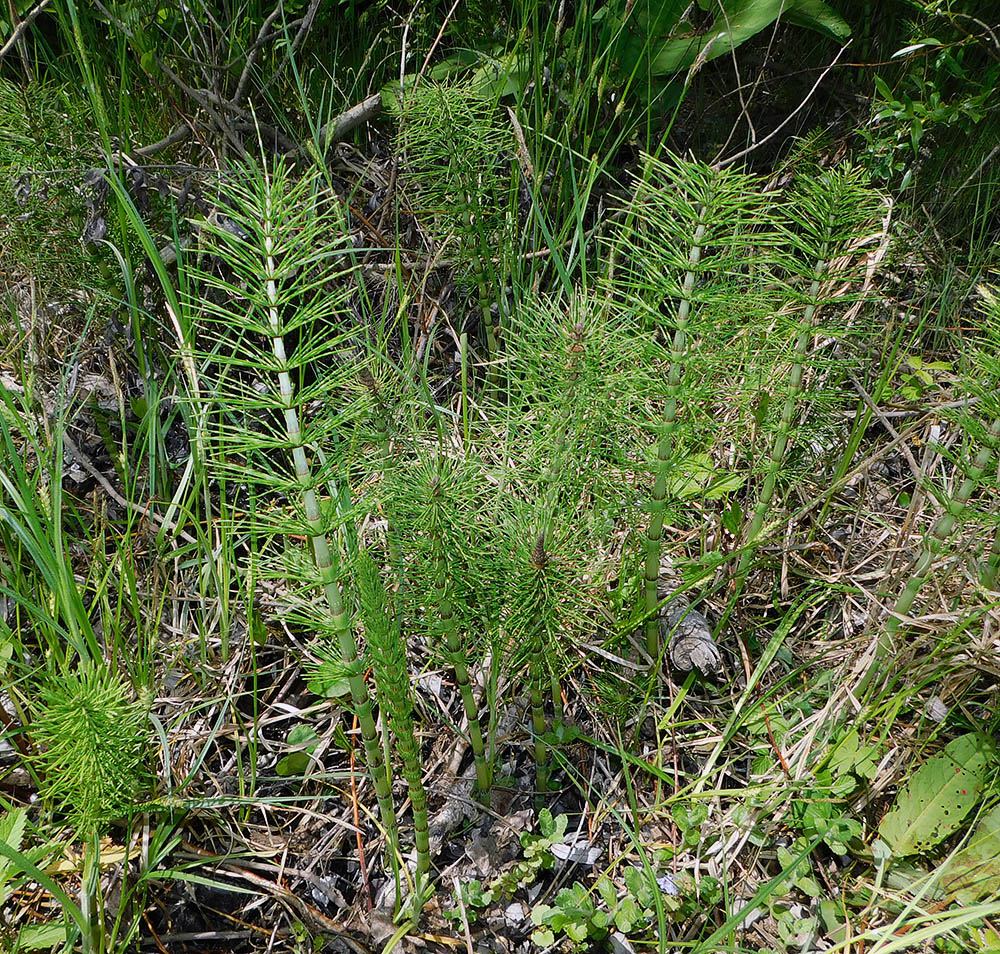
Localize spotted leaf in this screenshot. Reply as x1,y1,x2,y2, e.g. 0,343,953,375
879,733,996,856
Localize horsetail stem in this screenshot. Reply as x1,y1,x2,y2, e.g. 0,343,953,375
252,167,397,851
735,255,828,591
643,215,707,661
713,166,881,635
463,202,500,365
359,366,402,573
528,532,550,802
356,551,432,896
427,472,492,798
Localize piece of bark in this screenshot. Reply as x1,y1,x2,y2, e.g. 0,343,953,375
661,599,722,675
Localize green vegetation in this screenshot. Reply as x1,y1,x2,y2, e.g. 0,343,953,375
1,1,999,952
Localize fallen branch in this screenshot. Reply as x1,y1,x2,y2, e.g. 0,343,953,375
286,93,383,158
134,123,194,158
0,0,51,61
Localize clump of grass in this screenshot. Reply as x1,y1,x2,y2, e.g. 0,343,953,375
0,77,101,293
884,285,1000,650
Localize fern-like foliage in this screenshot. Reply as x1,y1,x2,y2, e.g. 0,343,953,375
355,550,431,897
394,79,513,266
611,154,776,659
185,158,396,844
31,667,149,832
393,79,515,356
737,165,885,585
384,452,497,794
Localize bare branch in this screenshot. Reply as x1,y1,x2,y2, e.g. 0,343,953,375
286,93,383,158
0,0,51,62
231,2,285,107
715,44,850,170
267,0,323,90
135,123,194,158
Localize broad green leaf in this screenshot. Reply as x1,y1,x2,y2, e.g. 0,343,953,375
879,733,996,856
941,805,1000,904
286,724,318,747
0,808,27,902
651,0,786,75
275,751,312,777
783,0,851,41
893,40,942,58
428,49,480,81
469,54,530,100
0,807,26,859
874,75,895,102
307,662,351,700
752,391,770,427
17,922,69,950
649,0,849,75
616,896,642,932
596,876,617,908
704,471,745,500
276,725,319,777
722,498,743,534
818,899,848,944
665,453,742,499
601,0,688,77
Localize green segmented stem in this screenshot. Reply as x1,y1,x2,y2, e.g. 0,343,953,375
736,258,827,591
529,672,548,804
357,552,431,896
463,199,500,364
427,481,491,796
644,217,706,661
259,197,396,846
886,415,1000,639
850,414,1000,699
527,533,550,803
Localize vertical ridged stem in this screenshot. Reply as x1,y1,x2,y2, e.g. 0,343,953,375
80,830,101,954
528,534,550,805
390,705,431,889
429,487,491,796
886,416,1000,639
260,197,396,848
358,553,431,907
462,196,499,366
529,669,548,805
644,218,707,660
735,258,826,593
550,671,564,728
529,321,587,716
360,369,402,573
460,332,470,447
